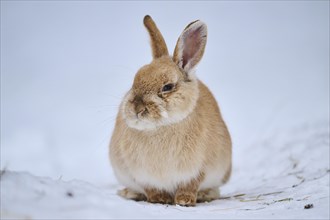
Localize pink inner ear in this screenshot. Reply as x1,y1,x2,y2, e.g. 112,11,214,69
182,26,203,68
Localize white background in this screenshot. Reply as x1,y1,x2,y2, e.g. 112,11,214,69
1,1,329,185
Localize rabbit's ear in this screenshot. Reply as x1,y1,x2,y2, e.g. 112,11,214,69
143,15,169,59
173,20,207,73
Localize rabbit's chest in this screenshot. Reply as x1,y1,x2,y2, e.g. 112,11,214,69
124,135,202,190
130,139,180,171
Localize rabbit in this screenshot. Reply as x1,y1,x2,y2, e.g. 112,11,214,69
109,15,232,206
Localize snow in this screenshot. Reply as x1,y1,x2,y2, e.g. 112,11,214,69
1,121,329,219
1,1,329,219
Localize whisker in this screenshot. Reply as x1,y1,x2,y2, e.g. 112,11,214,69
98,115,117,127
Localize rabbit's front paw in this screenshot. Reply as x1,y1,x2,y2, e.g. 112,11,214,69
145,188,173,204
174,192,197,206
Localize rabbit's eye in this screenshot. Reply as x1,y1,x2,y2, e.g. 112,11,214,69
162,83,174,92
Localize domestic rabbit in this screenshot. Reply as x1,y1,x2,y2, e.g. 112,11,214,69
109,15,232,206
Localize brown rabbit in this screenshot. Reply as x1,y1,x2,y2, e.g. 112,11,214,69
109,15,232,206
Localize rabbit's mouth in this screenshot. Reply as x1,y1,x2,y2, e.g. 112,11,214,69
123,105,192,131
123,105,168,131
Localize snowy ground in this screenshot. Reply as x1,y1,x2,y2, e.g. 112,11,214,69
1,120,329,219
1,1,329,220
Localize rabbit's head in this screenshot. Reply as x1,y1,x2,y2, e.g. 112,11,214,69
122,15,207,130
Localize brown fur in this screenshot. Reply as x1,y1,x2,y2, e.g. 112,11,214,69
109,15,232,206
174,172,205,206
143,15,169,59
144,188,173,204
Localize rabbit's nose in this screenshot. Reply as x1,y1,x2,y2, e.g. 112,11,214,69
136,105,148,118
132,95,148,118
133,95,143,104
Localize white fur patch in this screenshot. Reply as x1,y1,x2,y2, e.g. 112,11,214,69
199,167,227,190
124,110,190,131
126,118,158,131
132,163,201,194
113,166,144,193
160,110,168,118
